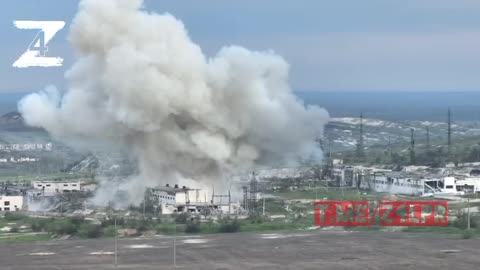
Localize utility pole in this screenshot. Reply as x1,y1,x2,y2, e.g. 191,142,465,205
262,197,265,216
448,108,452,158
242,186,248,212
143,199,146,219
173,222,177,268
228,190,231,215
114,216,118,266
388,136,393,160
467,195,471,230
356,112,365,158
465,184,471,230
249,172,258,213
142,191,146,219
426,126,430,153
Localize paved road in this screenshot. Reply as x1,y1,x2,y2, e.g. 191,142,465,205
0,231,479,270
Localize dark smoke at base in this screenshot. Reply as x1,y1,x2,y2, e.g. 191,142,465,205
18,0,329,206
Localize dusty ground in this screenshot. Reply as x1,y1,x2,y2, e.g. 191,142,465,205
0,231,479,270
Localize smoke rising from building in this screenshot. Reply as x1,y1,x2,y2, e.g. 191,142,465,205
18,0,329,206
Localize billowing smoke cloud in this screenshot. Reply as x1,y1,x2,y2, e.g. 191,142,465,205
19,0,329,206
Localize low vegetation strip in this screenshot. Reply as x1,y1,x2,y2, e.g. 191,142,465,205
1,208,478,244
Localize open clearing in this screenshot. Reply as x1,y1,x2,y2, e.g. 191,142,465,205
0,231,479,270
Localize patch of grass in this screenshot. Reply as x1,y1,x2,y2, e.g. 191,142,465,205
198,222,220,234
264,199,288,215
0,233,50,244
403,226,463,234
3,212,28,221
47,219,78,235
240,221,301,232
218,217,241,233
345,225,382,232
452,212,478,229
185,222,201,234
462,229,474,239
77,224,102,239
272,188,385,201
103,225,117,237
155,224,180,235
30,218,53,232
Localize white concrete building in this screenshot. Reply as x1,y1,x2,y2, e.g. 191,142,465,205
150,189,176,205
368,172,424,196
424,176,480,195
31,181,81,196
149,185,236,214
149,188,177,214
0,196,23,211
457,177,480,193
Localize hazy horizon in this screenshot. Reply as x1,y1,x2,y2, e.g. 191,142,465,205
2,90,480,122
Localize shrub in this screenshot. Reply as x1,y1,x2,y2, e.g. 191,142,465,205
218,217,241,233
102,217,125,227
70,216,85,226
124,219,150,232
9,226,19,233
31,218,51,232
248,213,266,224
135,219,149,232
4,212,26,221
462,229,474,239
47,219,77,235
453,213,477,229
175,213,189,224
156,224,176,235
77,224,103,238
103,226,117,237
185,222,201,234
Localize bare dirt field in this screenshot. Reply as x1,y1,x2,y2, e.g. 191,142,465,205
0,231,479,270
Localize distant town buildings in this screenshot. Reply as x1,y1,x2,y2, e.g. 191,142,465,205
31,181,81,196
327,161,480,196
0,157,38,163
0,143,53,152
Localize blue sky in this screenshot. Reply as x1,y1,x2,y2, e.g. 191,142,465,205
1,0,480,92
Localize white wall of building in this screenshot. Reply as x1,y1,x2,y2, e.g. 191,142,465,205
0,196,23,211
32,181,81,195
458,177,480,193
150,189,176,205
176,189,210,205
370,175,424,195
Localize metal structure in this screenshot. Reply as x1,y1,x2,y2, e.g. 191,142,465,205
242,186,248,211
388,136,392,159
409,128,416,165
356,112,365,158
212,190,231,214
248,172,258,212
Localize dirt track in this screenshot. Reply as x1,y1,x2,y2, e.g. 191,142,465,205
0,231,479,270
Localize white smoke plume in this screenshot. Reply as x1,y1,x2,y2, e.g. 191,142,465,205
19,0,329,206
